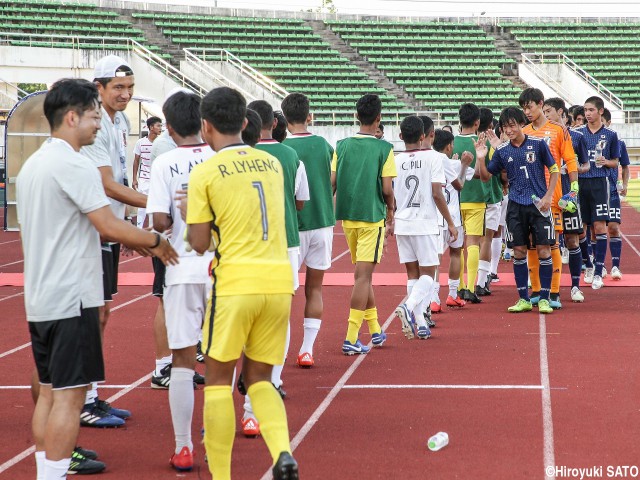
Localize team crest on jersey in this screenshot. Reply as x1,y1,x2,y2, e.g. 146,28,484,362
526,145,533,149
596,140,607,149
238,150,247,155
526,152,536,163
508,157,514,163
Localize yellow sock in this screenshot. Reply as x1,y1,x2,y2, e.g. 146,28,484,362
551,246,562,294
466,244,480,291
248,381,291,463
203,386,235,480
528,249,541,292
458,252,467,291
364,307,381,335
346,308,365,343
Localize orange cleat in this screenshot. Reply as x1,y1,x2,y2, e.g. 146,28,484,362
296,352,314,368
242,417,260,437
445,295,466,308
170,446,194,472
430,301,442,313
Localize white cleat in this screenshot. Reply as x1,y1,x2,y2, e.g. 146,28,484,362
591,275,604,290
583,267,594,284
602,266,607,278
611,266,623,280
561,248,569,264
570,286,585,303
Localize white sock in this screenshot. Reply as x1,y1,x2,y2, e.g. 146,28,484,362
243,394,254,419
271,321,290,388
35,451,45,480
406,275,433,313
448,279,460,298
406,279,417,296
137,208,147,229
490,238,502,275
168,367,194,454
84,383,97,406
477,260,491,287
44,458,71,480
431,281,441,304
300,318,322,355
155,355,172,376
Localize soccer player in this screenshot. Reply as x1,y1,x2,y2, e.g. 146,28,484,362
146,91,214,471
187,87,298,480
603,109,629,279
476,107,559,314
568,105,586,127
454,103,485,304
332,94,396,354
132,116,161,228
574,96,620,289
543,97,590,301
242,108,262,147
520,88,577,308
375,122,385,139
273,110,288,142
393,116,458,339
18,78,176,480
282,93,335,368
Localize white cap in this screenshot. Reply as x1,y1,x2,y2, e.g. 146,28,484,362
93,55,133,79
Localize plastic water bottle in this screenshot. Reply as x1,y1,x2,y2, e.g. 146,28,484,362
531,195,551,217
428,432,449,451
595,142,604,168
617,180,624,192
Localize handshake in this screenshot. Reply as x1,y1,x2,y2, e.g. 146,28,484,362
558,191,578,213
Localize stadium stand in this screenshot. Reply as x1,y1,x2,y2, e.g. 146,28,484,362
326,20,522,116
502,22,640,110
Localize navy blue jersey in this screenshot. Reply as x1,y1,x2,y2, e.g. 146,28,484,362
608,139,630,194
488,135,556,206
574,125,621,179
563,129,589,194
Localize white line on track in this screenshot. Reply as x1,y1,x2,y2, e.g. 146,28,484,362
0,342,31,360
343,384,544,390
119,255,143,264
0,385,137,390
0,239,20,245
258,296,407,480
0,291,23,303
620,231,640,259
0,259,23,268
539,313,556,480
330,248,350,263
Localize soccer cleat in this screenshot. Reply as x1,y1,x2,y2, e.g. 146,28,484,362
80,401,125,428
394,304,416,339
274,384,287,399
458,288,470,301
170,446,194,472
445,295,465,308
465,291,482,304
561,248,570,265
601,266,607,277
584,267,594,284
73,446,98,461
529,293,540,306
430,301,442,313
342,339,370,355
475,285,491,297
242,417,260,437
272,452,299,480
68,448,106,475
591,275,604,290
196,341,205,363
371,331,387,347
417,325,431,339
508,299,533,313
503,249,512,261
611,266,622,280
549,295,562,310
424,311,436,328
193,371,205,386
296,352,314,368
570,287,585,303
490,273,500,283
151,364,172,389
538,299,553,314
95,399,130,420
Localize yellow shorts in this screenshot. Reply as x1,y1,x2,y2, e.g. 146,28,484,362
552,207,563,232
461,207,486,237
343,225,384,264
202,293,291,365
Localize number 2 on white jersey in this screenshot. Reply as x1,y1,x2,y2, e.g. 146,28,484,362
405,175,420,207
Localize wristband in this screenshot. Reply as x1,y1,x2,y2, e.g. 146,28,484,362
570,181,579,193
151,232,161,249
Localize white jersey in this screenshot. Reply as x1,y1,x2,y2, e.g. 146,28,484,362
146,143,215,286
133,136,154,182
438,154,463,228
393,149,445,235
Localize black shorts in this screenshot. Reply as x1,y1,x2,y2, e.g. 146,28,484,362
562,202,584,234
152,256,166,297
608,194,622,224
578,177,610,225
505,202,556,248
102,243,120,301
29,307,105,390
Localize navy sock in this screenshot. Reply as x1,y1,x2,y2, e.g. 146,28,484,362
610,236,622,268
513,258,530,300
569,247,583,288
539,256,553,301
594,234,607,277
580,237,593,268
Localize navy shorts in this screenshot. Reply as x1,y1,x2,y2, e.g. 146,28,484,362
562,201,584,234
608,194,622,224
578,177,610,224
505,202,556,249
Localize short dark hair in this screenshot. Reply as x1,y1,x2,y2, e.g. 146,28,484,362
94,65,134,88
602,108,611,122
378,123,384,132
273,111,288,143
499,107,528,129
247,100,274,131
418,115,434,137
242,108,262,147
442,125,454,133
162,91,201,138
479,107,494,133
200,87,246,135
458,103,480,128
146,116,162,129
400,116,424,144
518,88,545,107
433,129,455,153
356,94,382,126
44,78,100,130
281,93,309,125
544,97,567,116
584,96,604,111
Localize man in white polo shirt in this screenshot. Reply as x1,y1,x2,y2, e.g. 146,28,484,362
18,78,177,480
132,115,162,228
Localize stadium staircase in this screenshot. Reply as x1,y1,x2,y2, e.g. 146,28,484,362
481,25,530,92
119,11,183,66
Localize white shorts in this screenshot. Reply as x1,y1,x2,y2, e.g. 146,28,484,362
288,247,300,291
499,196,508,227
485,202,501,232
137,179,150,195
396,234,440,267
442,225,464,250
299,226,333,270
164,283,208,350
